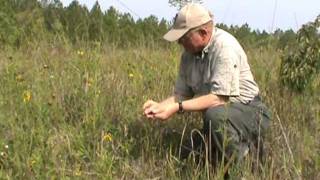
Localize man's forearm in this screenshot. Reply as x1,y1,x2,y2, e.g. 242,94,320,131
156,93,226,117
181,94,226,111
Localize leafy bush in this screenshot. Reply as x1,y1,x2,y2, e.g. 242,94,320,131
280,15,320,92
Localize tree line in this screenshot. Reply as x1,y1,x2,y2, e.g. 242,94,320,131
0,0,300,49
1,0,319,92
0,0,168,47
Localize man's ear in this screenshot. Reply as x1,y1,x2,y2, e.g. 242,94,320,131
199,28,208,36
198,28,208,37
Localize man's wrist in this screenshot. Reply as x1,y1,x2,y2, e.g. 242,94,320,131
178,100,184,114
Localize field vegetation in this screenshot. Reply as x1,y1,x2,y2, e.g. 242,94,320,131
0,0,319,179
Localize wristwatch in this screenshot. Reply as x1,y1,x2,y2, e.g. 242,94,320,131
178,100,184,114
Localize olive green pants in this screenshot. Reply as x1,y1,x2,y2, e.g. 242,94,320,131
203,97,271,166
180,96,271,167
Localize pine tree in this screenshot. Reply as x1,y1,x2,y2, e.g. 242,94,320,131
42,0,64,33
89,1,104,41
63,0,89,42
118,13,136,45
103,6,120,43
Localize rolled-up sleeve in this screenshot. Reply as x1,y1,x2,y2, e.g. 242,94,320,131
210,46,240,96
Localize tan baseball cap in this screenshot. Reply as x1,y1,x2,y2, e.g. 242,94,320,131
163,3,212,42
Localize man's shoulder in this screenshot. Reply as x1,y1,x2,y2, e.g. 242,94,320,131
215,28,236,39
213,28,241,48
209,27,244,55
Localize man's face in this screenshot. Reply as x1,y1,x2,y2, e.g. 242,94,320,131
178,28,205,54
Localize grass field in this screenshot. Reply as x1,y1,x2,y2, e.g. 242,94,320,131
0,41,319,179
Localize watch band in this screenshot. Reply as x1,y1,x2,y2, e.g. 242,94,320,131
178,100,184,114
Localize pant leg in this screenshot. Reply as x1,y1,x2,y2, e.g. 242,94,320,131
203,101,271,166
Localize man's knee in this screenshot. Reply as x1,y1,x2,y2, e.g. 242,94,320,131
203,105,228,132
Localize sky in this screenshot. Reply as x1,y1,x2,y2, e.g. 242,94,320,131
61,0,320,32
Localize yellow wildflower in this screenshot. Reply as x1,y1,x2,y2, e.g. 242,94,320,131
23,91,32,103
29,159,36,168
16,74,24,82
96,90,101,97
103,133,112,142
75,169,82,176
129,73,134,78
87,78,93,87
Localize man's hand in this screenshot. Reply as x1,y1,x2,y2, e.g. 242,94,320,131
143,100,159,118
143,100,179,120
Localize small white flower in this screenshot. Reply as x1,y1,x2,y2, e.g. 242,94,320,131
4,145,8,149
50,75,54,79
0,152,4,156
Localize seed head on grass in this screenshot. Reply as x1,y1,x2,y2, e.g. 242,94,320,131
43,64,49,69
77,50,84,56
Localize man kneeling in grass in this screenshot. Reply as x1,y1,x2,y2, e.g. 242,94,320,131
142,3,271,172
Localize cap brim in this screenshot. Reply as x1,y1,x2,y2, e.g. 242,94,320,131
163,28,190,42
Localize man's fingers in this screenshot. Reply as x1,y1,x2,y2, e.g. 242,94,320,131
144,106,159,115
144,109,156,119
143,100,155,109
143,108,153,115
150,107,160,114
142,101,151,109
142,102,166,120
146,113,155,119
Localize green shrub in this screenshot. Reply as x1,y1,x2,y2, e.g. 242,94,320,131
280,15,320,92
